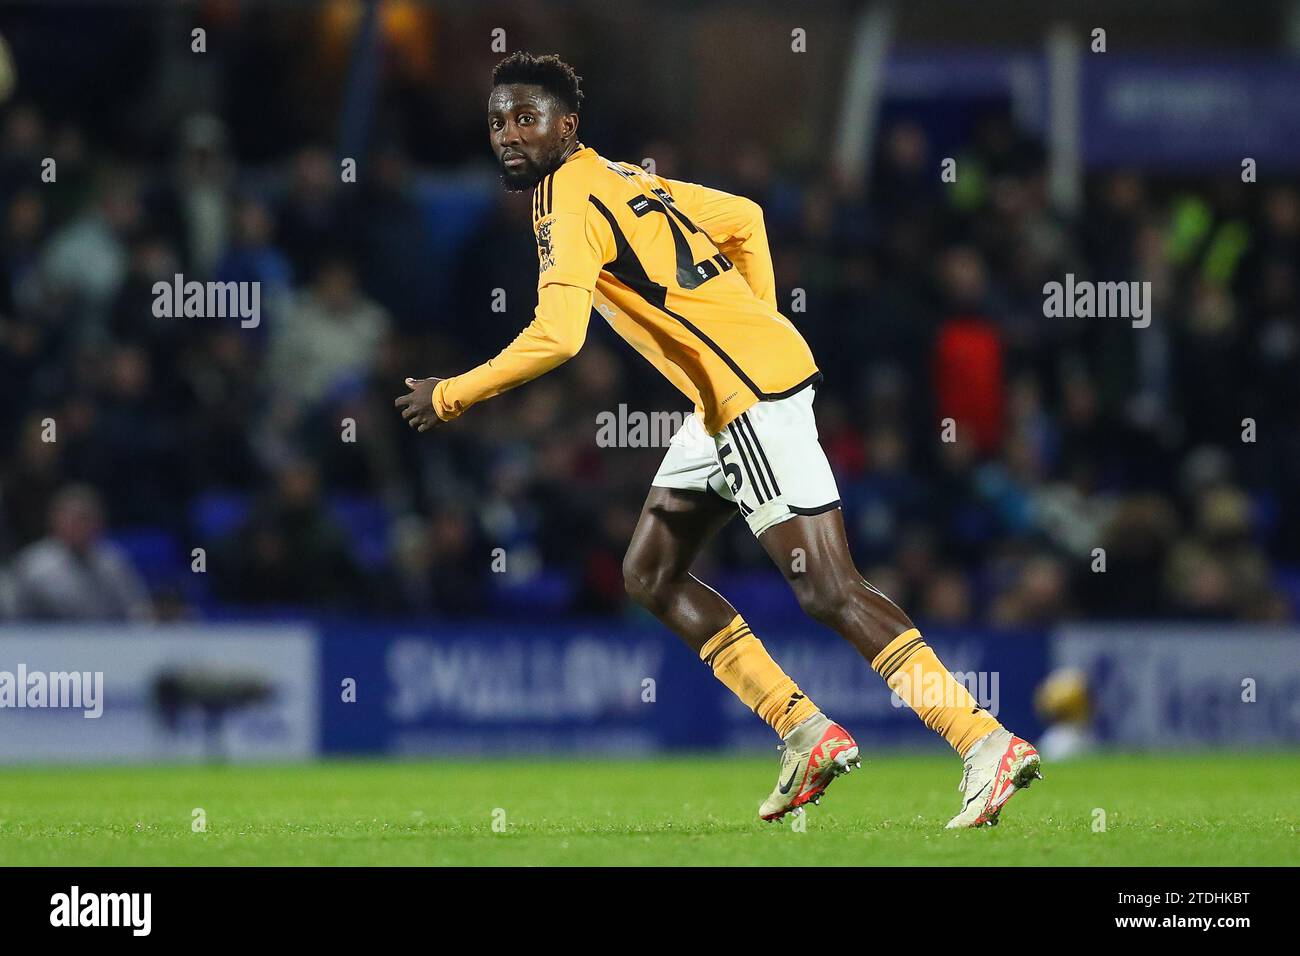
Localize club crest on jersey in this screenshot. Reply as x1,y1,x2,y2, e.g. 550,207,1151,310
537,218,556,272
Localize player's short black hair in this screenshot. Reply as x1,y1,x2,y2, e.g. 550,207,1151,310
492,52,584,115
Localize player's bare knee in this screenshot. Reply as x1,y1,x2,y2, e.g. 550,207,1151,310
622,549,666,611
621,552,651,607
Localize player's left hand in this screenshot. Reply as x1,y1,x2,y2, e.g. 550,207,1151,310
395,376,445,432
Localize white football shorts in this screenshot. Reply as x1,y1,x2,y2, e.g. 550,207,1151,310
651,384,841,537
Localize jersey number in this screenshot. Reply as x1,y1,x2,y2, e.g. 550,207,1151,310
627,188,734,291
716,442,753,516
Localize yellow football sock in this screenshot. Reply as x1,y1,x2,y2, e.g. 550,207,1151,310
699,615,820,738
871,628,1002,757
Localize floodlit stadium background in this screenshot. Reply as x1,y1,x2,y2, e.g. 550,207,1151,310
0,0,1298,762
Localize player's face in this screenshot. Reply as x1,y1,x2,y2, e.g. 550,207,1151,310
488,84,576,192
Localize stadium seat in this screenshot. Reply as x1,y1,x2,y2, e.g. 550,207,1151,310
488,568,575,614
190,492,253,543
714,570,804,622
1273,565,1300,617
325,495,391,571
106,527,185,591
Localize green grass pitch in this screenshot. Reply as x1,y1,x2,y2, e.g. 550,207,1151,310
1,753,1297,866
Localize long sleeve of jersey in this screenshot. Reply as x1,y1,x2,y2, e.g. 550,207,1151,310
432,283,593,421
659,177,778,310
434,172,614,422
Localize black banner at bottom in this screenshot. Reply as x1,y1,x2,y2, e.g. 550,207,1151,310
0,866,1285,941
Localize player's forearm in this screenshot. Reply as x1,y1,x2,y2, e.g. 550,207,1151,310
433,284,592,421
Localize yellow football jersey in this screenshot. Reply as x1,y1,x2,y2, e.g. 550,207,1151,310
434,143,820,434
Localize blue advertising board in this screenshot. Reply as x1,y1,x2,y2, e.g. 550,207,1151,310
1053,625,1300,747
1081,55,1300,170
318,621,1047,756
5,621,1294,761
882,50,1300,170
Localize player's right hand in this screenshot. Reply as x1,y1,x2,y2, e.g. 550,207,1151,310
395,377,445,433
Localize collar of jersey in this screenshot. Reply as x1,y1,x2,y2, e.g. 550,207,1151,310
564,142,592,164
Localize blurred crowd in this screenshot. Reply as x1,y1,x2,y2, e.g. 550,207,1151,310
1,20,1298,628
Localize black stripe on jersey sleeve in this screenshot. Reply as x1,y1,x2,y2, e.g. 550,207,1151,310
536,173,550,216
